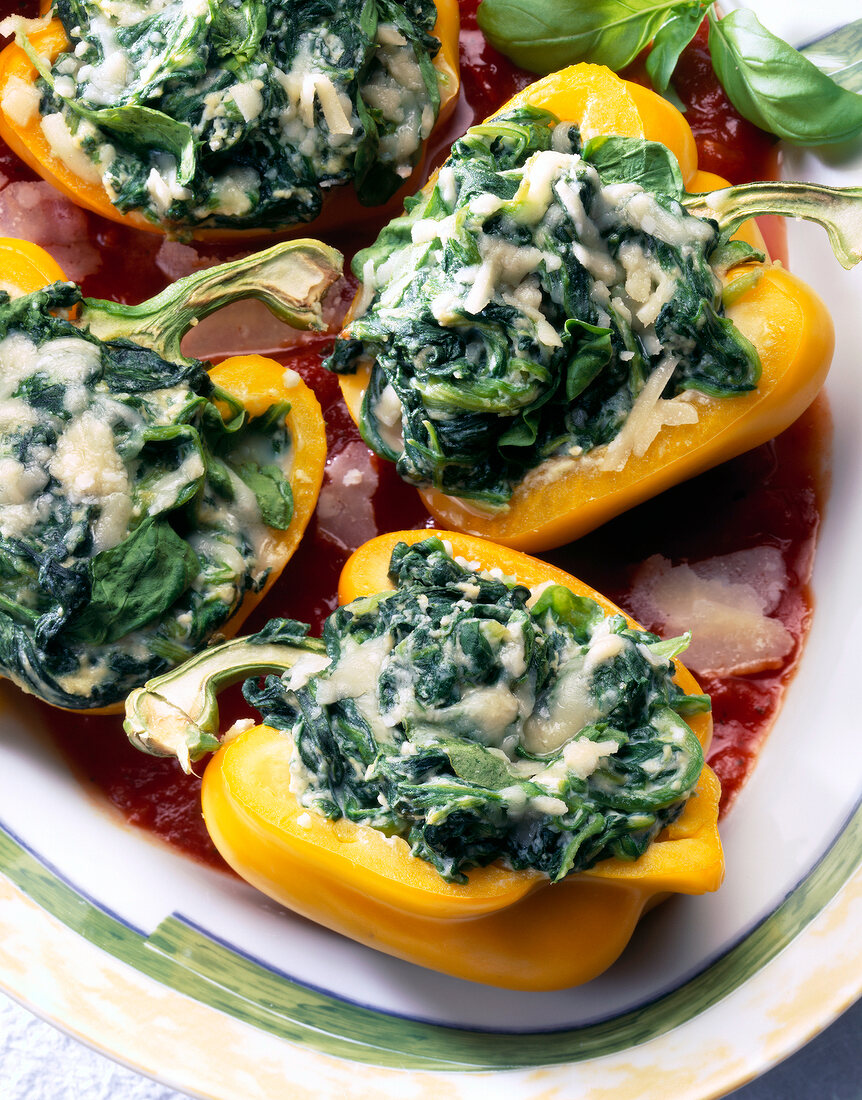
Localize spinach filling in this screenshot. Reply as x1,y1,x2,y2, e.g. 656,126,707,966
327,108,763,505
243,537,709,883
27,0,441,228
0,274,307,710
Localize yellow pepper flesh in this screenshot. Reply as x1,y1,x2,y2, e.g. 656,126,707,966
0,0,460,240
0,235,67,291
202,529,723,990
336,65,834,552
0,238,327,712
205,354,327,638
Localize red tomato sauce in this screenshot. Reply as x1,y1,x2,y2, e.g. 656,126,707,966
0,2,829,865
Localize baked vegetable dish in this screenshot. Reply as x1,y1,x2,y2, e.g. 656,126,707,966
125,532,723,988
0,236,337,712
330,66,855,550
0,0,459,233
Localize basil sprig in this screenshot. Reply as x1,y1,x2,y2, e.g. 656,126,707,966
707,8,862,145
477,0,712,76
646,4,710,94
477,0,862,146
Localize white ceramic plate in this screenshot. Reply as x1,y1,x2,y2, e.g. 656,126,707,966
0,2,860,1096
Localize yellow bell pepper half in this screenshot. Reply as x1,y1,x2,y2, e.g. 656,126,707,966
0,0,460,240
0,237,327,712
336,65,834,552
201,529,723,990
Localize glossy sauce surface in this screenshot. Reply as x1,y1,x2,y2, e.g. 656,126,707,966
0,2,827,867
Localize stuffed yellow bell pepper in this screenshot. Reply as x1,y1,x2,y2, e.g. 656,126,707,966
0,236,336,714
329,64,857,551
125,529,723,989
0,0,459,239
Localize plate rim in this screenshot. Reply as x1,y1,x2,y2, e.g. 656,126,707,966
0,796,860,1091
2,0,862,1093
0,835,859,1099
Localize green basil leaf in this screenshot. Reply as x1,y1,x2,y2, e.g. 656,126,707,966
66,520,200,646
583,135,684,194
236,462,294,529
800,20,862,94
708,8,862,145
476,0,713,75
645,5,707,94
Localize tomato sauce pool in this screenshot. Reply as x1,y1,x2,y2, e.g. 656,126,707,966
1,2,826,869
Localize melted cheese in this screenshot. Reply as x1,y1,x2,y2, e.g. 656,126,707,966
522,654,599,754
208,168,257,217
230,79,265,123
597,357,699,472
314,634,393,706
49,410,132,551
464,238,546,316
145,158,193,216
0,75,40,126
508,150,579,226
41,112,106,185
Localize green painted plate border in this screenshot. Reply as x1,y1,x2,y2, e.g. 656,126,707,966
0,799,859,1071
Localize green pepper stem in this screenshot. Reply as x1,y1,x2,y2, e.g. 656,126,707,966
79,240,343,365
684,181,862,269
124,634,325,772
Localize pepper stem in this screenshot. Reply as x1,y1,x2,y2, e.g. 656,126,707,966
79,239,343,365
124,632,325,772
684,181,862,269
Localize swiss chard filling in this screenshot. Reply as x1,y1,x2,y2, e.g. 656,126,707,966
328,107,763,505
0,282,295,709
24,0,442,228
243,537,708,883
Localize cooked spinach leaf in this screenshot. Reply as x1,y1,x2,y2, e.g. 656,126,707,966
582,134,684,193
242,537,707,883
19,0,443,229
65,520,200,646
235,463,294,530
